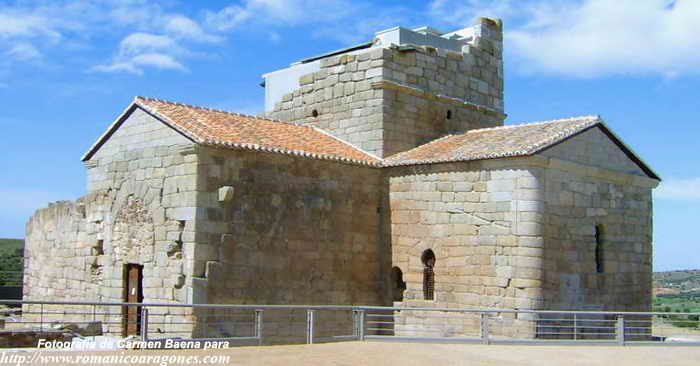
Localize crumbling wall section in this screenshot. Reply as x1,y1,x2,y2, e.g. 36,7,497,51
24,107,200,337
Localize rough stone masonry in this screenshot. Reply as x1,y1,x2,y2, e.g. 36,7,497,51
23,17,660,342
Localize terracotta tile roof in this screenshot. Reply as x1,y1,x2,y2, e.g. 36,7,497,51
385,116,603,166
83,99,659,179
83,97,381,166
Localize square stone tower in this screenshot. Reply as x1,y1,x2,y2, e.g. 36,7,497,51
264,17,506,158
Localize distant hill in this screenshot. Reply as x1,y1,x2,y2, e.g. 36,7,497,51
654,269,700,295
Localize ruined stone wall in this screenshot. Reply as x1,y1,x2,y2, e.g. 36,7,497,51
265,19,505,158
387,159,546,338
189,147,390,343
538,129,658,312
24,107,201,336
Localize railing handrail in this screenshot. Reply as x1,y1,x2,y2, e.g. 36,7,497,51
3,299,700,316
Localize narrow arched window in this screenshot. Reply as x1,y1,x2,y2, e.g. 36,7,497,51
391,267,406,302
595,225,604,273
421,249,436,300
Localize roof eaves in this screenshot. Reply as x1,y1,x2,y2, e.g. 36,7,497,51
202,140,383,168
384,150,529,167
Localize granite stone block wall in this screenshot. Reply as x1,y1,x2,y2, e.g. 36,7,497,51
189,147,390,343
384,132,658,337
386,158,546,338
538,129,657,312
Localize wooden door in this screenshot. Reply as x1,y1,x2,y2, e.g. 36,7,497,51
123,264,143,336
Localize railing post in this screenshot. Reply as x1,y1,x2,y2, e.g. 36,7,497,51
352,310,358,339
40,303,44,330
307,310,316,344
480,313,490,345
358,310,366,341
255,309,264,346
616,315,625,346
140,307,149,341
573,314,578,341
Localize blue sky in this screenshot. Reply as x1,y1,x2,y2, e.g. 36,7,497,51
0,0,698,271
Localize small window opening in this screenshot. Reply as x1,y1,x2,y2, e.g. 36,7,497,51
421,249,436,300
312,109,319,118
446,110,452,120
595,225,604,273
392,267,406,302
94,240,104,256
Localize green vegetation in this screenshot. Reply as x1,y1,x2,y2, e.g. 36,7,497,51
0,239,24,286
652,293,700,329
653,293,700,313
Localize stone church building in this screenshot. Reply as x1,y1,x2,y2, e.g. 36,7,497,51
24,18,659,339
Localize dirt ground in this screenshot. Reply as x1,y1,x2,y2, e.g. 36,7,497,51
10,341,700,366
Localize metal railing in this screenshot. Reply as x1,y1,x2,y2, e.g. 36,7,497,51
1,300,699,347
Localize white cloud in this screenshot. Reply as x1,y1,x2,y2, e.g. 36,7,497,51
431,0,700,77
131,53,186,70
0,2,216,75
164,15,222,43
93,12,222,74
205,5,252,31
119,33,179,56
92,31,189,75
655,177,700,200
92,51,186,76
205,0,413,45
0,12,60,41
205,0,356,32
6,42,41,60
